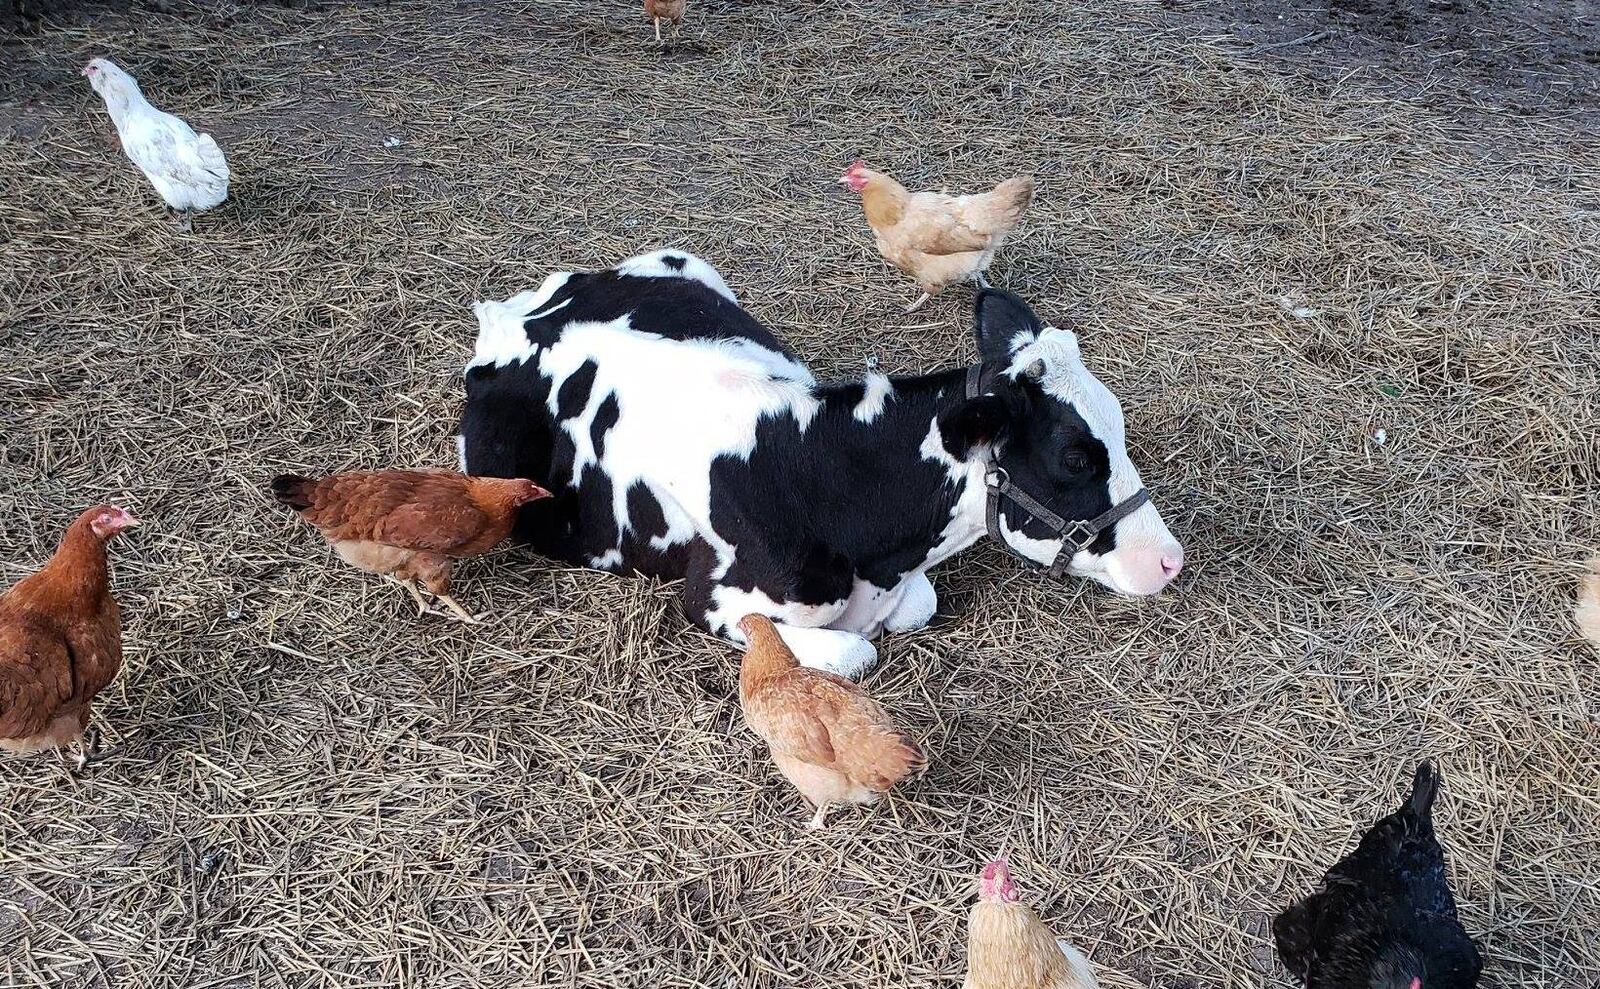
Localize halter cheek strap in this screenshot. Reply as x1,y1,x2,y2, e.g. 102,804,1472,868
965,364,1151,580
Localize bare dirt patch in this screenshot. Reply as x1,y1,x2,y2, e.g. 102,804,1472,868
1164,0,1600,125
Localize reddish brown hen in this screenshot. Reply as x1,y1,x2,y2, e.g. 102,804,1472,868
737,613,926,830
1,505,140,769
271,469,549,623
645,0,685,41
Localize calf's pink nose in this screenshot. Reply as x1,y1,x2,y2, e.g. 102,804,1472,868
1161,552,1184,579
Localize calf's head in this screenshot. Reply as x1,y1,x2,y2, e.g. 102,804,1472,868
939,289,1183,596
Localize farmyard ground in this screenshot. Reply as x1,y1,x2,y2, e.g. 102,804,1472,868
1,2,1597,987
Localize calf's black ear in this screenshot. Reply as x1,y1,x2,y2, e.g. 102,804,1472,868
974,288,1044,365
938,394,1017,461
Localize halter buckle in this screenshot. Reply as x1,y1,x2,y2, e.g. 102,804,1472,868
1061,521,1095,550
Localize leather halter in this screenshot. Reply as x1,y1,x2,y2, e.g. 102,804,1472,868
964,364,1151,579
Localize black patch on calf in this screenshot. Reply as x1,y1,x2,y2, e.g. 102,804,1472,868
661,255,687,270
573,464,618,563
625,481,669,543
618,481,690,580
709,372,968,594
590,393,620,460
462,359,566,549
993,381,1116,554
521,269,796,357
556,360,598,422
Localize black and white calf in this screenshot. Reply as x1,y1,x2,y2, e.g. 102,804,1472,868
459,250,1183,678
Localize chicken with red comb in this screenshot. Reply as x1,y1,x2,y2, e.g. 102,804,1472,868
966,858,1099,989
839,159,1034,312
1,505,140,769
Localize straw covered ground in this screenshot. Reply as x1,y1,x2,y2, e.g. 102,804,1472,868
2,2,1597,987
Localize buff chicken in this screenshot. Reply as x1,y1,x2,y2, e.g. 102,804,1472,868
840,160,1034,311
737,613,925,829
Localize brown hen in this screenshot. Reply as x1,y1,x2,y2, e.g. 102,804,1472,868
840,160,1034,311
271,469,549,623
737,614,926,829
645,0,685,41
1,505,140,768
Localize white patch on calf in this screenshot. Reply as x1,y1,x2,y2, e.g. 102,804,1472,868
616,249,738,303
852,372,894,423
484,305,821,579
915,418,990,570
455,434,467,472
711,584,874,678
882,571,936,633
470,271,572,370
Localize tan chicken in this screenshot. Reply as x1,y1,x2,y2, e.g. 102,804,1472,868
271,469,550,623
737,613,926,829
840,160,1034,311
966,858,1100,989
1,505,140,769
1578,554,1600,652
645,0,685,41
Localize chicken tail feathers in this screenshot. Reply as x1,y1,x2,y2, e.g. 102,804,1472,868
1406,760,1441,822
988,175,1036,223
1576,554,1600,652
270,474,317,512
886,734,929,787
1054,938,1101,988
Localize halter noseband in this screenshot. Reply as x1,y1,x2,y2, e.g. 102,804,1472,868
965,364,1151,580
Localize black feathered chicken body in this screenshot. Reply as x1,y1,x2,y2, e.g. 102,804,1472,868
1273,762,1482,989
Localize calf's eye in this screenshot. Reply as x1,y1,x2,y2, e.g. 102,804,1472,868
1062,452,1090,473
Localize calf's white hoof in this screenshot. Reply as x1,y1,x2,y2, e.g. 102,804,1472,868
773,624,879,681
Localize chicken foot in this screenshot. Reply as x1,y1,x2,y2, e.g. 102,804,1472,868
807,801,831,830
69,725,122,772
433,593,480,624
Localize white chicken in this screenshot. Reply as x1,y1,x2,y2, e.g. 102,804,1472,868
82,57,229,231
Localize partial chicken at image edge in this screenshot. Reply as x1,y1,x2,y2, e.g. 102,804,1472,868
0,506,140,771
270,470,551,624
1576,554,1600,653
82,56,229,233
965,858,1100,989
1273,761,1483,989
737,613,926,830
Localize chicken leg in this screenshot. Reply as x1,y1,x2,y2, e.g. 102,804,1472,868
807,801,831,830
398,572,428,611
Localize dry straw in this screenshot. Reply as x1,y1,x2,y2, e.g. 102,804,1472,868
1,2,1596,988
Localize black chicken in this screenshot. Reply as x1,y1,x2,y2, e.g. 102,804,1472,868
1273,761,1482,989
